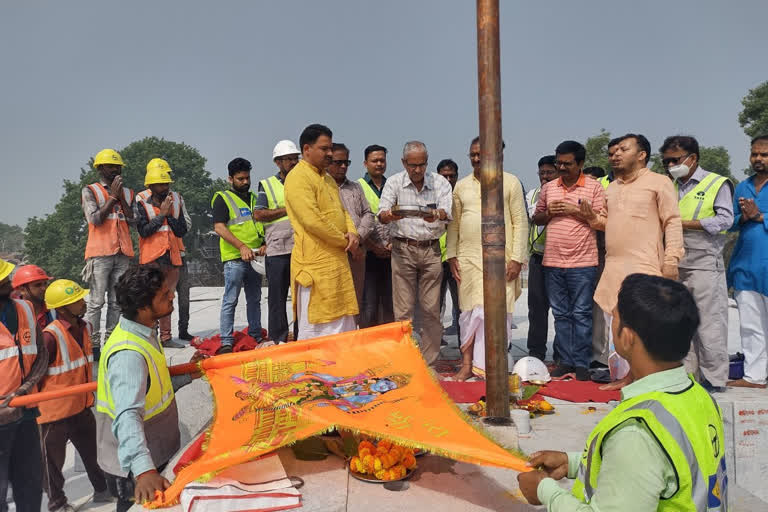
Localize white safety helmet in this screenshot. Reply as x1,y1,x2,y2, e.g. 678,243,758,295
272,140,300,160
512,356,551,383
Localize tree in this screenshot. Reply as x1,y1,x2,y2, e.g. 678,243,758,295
25,137,226,282
584,129,612,172
0,222,24,255
738,81,768,139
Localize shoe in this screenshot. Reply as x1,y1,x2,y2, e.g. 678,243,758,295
550,365,574,378
574,367,590,381
726,379,766,389
589,360,608,369
178,330,195,341
92,489,115,503
161,339,185,349
216,344,233,355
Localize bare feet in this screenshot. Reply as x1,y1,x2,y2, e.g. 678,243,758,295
454,364,474,382
727,379,767,389
599,374,634,391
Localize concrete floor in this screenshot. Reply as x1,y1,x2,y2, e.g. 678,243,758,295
18,284,765,511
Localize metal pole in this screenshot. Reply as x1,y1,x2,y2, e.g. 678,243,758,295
477,0,510,424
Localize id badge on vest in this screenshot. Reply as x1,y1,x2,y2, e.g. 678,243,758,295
240,207,252,217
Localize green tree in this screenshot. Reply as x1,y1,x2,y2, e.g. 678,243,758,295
25,137,226,281
738,81,768,139
0,222,24,255
584,129,612,172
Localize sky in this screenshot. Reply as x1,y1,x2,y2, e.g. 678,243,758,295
1,0,766,226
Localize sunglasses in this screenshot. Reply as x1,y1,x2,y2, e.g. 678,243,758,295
332,159,351,166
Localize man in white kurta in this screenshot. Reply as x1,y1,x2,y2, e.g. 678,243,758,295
446,139,528,380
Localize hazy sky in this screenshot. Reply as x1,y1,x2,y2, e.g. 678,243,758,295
1,1,765,226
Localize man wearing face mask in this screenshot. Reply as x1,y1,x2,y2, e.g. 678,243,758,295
660,136,733,393
136,159,188,349
81,149,136,361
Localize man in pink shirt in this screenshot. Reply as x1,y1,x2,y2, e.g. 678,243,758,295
533,141,606,380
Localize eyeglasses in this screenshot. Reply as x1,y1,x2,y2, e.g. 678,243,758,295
468,152,481,159
661,154,691,167
555,160,576,168
332,159,351,166
405,162,428,170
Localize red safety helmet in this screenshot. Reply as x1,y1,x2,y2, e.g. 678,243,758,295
11,265,53,289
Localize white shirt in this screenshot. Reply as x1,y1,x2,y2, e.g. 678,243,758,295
377,170,453,241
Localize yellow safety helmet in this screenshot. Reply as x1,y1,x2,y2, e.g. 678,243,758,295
0,258,15,282
93,148,125,167
45,279,89,310
145,158,174,186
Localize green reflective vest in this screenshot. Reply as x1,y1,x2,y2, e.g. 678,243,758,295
96,323,174,422
439,233,447,262
211,190,264,262
571,376,727,511
358,177,381,213
598,175,611,190
528,187,546,255
676,173,729,233
259,176,290,225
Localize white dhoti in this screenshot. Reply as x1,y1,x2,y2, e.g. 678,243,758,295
604,311,629,380
296,285,356,340
459,307,515,378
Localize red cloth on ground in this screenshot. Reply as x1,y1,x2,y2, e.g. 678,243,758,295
191,328,268,357
535,378,620,403
439,381,486,404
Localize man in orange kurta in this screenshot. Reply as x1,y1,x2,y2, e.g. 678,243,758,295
284,124,360,340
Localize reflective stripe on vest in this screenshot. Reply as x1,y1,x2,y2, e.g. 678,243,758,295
598,176,611,190
676,173,729,229
358,178,381,214
261,176,289,225
0,300,38,396
211,191,264,262
84,183,135,258
44,323,93,376
572,380,727,511
95,323,174,421
528,187,546,254
138,192,183,266
439,233,447,262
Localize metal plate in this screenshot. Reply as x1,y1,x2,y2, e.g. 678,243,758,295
392,205,432,218
414,449,427,457
349,467,415,483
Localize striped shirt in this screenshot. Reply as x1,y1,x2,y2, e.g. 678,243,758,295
378,170,453,241
534,173,605,268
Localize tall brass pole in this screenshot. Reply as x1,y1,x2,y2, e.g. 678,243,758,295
477,0,510,423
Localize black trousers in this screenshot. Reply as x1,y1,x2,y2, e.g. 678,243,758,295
360,253,394,328
40,408,106,511
526,253,550,361
439,262,460,338
176,259,190,333
266,254,291,342
0,416,42,512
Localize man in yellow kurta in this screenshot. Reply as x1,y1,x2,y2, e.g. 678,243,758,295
284,124,361,339
446,137,528,380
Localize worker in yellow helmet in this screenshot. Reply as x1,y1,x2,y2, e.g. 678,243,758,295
82,149,136,362
135,159,188,349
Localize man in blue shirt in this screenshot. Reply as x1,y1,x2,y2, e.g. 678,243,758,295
727,135,768,389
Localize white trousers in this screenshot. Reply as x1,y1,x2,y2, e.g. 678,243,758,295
296,285,356,341
604,312,629,381
735,290,768,385
459,307,514,378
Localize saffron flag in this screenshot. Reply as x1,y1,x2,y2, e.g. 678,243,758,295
150,322,529,508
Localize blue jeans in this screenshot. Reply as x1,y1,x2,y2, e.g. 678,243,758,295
544,266,597,369
220,260,263,346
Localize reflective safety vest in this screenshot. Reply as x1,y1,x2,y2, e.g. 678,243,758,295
83,183,135,259
598,175,611,190
572,377,727,511
138,189,187,252
96,322,174,422
528,187,546,255
439,233,447,262
137,192,184,266
259,176,293,256
0,299,39,397
37,320,94,424
676,173,729,232
211,190,264,262
358,177,381,214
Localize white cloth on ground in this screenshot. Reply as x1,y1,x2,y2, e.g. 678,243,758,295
296,284,356,340
459,307,514,377
735,290,768,385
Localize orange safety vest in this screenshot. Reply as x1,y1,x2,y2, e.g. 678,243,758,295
138,190,186,252
0,299,39,397
37,320,94,424
83,183,135,259
138,192,183,266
